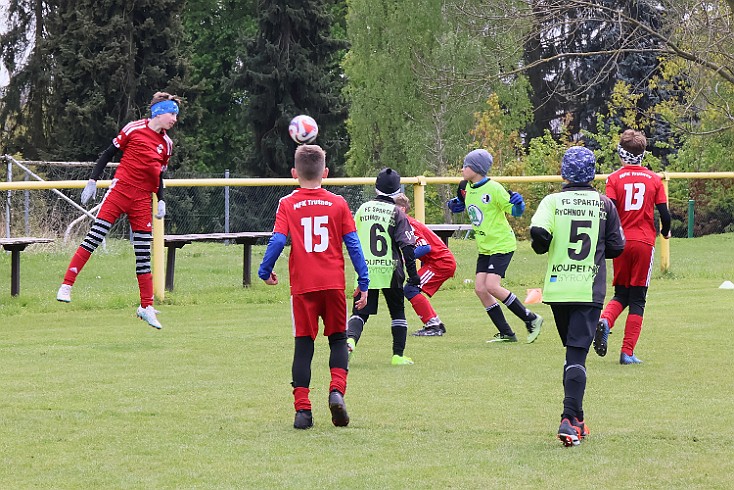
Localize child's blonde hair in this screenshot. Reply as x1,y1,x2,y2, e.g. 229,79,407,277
294,145,326,180
394,193,410,211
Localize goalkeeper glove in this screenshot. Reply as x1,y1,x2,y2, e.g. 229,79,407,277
155,200,166,219
80,179,97,205
447,197,465,213
509,191,525,217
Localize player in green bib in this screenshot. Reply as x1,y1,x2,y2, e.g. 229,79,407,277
530,147,625,447
447,149,543,343
347,168,421,366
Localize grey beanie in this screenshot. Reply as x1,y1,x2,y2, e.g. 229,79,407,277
463,149,493,176
375,167,401,196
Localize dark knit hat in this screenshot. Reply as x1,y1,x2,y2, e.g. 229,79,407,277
561,147,596,184
375,168,401,196
463,149,493,176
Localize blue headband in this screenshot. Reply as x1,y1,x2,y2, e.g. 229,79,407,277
151,100,179,118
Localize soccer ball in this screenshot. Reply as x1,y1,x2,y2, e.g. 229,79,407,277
288,115,318,144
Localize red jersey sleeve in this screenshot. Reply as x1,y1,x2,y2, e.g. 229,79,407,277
654,177,667,205
339,198,357,236
272,194,292,236
605,174,618,201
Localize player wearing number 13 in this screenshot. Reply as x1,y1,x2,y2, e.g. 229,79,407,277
258,144,369,430
530,146,625,446
596,130,671,365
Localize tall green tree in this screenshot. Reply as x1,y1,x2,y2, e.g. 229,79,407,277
1,0,192,163
237,0,348,177
45,0,191,162
0,0,52,158
522,0,671,141
181,0,257,174
344,1,529,179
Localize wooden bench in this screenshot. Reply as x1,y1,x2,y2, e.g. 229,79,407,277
163,232,272,291
0,237,55,296
426,224,473,246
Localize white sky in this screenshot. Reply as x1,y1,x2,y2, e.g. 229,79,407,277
1,0,11,87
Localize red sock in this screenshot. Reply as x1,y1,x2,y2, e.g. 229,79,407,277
622,314,643,356
329,367,347,396
137,273,154,308
63,247,92,285
409,294,437,324
601,299,625,329
293,387,311,411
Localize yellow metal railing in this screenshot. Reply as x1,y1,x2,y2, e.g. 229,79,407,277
3,171,734,300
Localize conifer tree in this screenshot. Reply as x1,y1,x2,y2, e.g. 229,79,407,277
238,0,347,177
44,0,190,162
0,0,52,158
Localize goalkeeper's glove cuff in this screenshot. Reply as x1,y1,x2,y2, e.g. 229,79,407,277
447,197,465,213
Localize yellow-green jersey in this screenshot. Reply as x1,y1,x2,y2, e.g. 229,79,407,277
530,183,626,306
464,179,516,255
354,197,416,289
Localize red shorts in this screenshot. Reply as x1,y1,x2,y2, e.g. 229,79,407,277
291,289,347,339
612,240,654,288
418,262,456,297
97,179,153,231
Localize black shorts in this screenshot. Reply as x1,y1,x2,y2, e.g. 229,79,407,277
475,252,514,277
549,304,601,350
352,287,405,319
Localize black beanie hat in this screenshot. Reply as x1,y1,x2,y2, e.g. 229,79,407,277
375,168,401,196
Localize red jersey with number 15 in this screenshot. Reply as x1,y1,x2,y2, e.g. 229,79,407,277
112,119,173,193
605,164,667,246
273,187,357,295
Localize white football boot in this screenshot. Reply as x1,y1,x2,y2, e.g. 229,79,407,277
56,284,72,303
137,305,163,329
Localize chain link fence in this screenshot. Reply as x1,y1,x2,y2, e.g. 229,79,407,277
1,159,437,242
4,158,731,242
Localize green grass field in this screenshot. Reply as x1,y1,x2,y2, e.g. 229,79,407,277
1,234,733,489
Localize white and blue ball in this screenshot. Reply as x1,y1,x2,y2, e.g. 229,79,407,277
288,115,318,144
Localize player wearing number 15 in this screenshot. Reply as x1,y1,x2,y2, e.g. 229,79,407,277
530,146,625,446
595,130,671,365
258,144,369,430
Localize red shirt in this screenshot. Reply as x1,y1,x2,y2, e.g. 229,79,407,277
273,187,357,295
112,119,173,193
406,216,456,271
605,165,667,246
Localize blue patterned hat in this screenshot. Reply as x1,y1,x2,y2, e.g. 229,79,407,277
561,147,596,183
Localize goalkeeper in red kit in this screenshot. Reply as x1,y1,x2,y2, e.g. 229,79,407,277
394,193,456,336
258,144,369,430
56,92,180,330
594,129,671,365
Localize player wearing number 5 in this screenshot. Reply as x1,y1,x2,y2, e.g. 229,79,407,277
530,146,625,446
594,130,671,365
258,144,369,430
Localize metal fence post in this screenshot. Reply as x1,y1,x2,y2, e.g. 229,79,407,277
24,171,30,235
687,199,694,238
6,156,11,238
224,169,230,244
660,173,671,272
